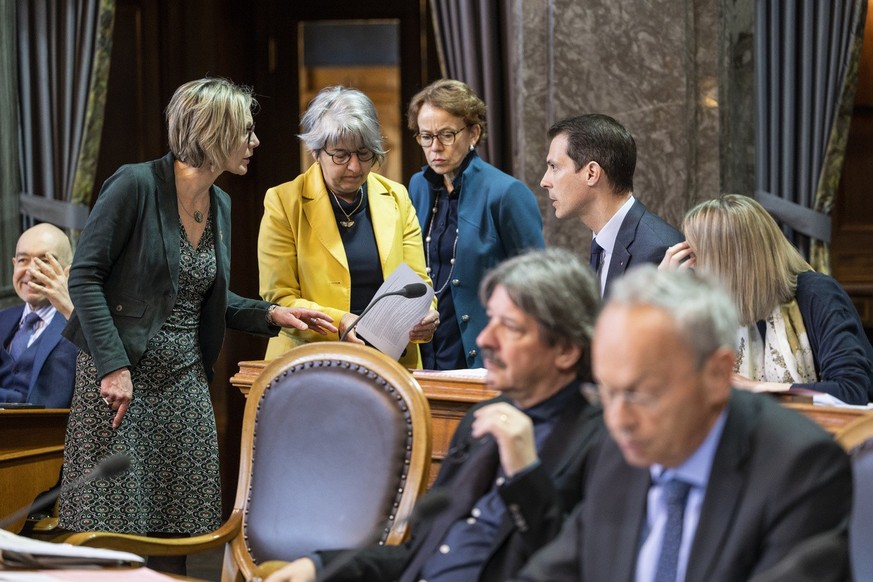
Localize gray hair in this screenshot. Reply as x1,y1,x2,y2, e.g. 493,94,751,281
298,86,387,165
166,77,256,170
607,265,738,367
479,248,600,379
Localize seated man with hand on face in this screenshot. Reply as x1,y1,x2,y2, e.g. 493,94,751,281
513,265,852,582
0,223,77,407
266,248,605,582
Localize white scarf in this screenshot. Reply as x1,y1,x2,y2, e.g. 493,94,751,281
735,299,817,383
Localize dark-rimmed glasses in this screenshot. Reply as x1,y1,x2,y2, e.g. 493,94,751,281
323,149,376,165
245,123,256,144
415,126,469,147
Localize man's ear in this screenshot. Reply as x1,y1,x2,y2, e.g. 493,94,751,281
586,161,603,187
703,346,735,401
554,341,584,374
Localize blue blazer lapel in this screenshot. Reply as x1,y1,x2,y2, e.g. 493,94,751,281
29,313,66,393
0,306,23,350
605,200,645,295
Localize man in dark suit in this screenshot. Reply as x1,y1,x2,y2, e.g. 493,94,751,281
265,248,604,582
514,266,852,582
541,114,683,297
0,223,77,407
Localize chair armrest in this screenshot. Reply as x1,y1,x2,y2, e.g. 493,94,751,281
63,511,243,556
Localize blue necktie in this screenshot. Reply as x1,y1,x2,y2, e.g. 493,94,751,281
8,312,41,360
589,239,604,275
654,479,692,582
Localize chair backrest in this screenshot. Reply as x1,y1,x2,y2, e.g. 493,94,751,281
835,412,873,582
226,342,432,579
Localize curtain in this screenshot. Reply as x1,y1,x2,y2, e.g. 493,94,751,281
429,0,511,171
755,0,867,273
17,0,116,231
1,0,19,299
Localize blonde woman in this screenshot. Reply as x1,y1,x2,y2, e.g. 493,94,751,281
661,194,873,404
59,78,331,575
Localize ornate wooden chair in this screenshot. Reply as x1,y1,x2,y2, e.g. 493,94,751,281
64,342,432,581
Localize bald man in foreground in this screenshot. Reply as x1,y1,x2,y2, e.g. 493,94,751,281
0,223,77,407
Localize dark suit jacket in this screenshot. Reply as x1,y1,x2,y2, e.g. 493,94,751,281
514,390,852,582
320,387,604,582
63,152,278,381
0,306,77,407
604,199,683,298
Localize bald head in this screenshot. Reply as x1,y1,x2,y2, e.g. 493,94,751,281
16,224,73,267
13,224,74,309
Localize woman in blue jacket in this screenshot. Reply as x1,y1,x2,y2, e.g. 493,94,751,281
407,80,544,370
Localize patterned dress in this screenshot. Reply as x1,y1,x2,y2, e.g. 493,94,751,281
59,219,222,534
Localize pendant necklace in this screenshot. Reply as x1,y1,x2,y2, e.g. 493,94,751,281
331,187,364,228
425,191,460,295
179,196,207,223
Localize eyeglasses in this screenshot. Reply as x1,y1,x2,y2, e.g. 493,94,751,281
415,126,469,147
245,122,256,144
323,149,376,165
593,385,663,410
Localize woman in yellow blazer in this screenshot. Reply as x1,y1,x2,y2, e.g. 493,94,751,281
258,86,438,369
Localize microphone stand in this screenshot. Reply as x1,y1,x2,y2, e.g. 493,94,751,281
339,283,428,342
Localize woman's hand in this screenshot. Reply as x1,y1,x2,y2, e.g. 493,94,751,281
269,307,337,335
409,309,440,343
28,255,74,319
471,402,537,478
338,313,365,344
100,368,133,429
659,241,696,272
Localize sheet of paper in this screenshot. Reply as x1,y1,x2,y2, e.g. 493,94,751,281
0,529,144,569
356,263,434,360
0,569,174,581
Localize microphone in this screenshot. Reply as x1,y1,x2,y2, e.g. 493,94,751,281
316,488,452,581
0,453,131,530
339,283,429,342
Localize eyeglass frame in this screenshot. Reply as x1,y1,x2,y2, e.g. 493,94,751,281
415,125,471,147
245,122,256,144
321,148,376,165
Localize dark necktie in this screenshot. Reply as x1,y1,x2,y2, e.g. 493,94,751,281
8,312,42,360
654,479,692,582
589,239,604,275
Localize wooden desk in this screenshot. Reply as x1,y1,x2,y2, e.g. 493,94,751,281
231,361,871,485
0,409,68,533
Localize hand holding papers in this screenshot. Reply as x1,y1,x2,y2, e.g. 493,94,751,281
350,263,434,360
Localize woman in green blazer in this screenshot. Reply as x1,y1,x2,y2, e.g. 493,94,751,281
58,78,332,575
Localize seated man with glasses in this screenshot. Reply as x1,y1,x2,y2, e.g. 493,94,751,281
513,265,852,582
405,79,544,371
258,85,438,369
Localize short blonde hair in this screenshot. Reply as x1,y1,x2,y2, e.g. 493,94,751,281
166,77,256,169
407,79,488,144
682,194,810,326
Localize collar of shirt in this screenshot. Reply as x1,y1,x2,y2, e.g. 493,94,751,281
423,150,477,194
592,195,635,293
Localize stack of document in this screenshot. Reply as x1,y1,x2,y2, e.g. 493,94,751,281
0,529,143,569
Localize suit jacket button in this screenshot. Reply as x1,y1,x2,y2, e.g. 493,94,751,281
115,305,123,312
468,349,477,358
451,279,460,286
461,314,470,322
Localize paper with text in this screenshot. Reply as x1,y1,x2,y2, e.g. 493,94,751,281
356,263,434,360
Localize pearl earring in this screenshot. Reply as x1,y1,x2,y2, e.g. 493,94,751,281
470,144,475,151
